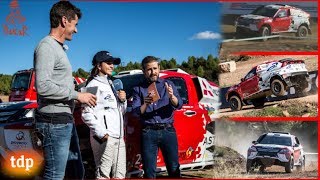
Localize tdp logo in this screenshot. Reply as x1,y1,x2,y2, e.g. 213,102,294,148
1,151,43,178
10,155,33,171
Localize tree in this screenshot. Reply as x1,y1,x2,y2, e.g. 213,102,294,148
0,74,12,95
196,66,204,77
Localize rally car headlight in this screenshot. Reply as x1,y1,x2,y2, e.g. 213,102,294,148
247,146,257,157
279,148,290,154
279,148,291,159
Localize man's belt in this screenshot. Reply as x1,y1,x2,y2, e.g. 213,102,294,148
144,123,173,130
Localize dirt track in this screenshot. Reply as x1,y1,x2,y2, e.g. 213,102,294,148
178,164,318,178
0,95,8,102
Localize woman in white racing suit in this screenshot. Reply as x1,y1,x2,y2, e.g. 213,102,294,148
82,51,127,178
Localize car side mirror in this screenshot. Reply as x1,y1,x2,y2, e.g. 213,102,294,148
294,143,299,147
241,78,245,82
252,141,257,144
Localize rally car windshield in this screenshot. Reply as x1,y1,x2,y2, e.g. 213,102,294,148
251,7,278,17
258,135,292,146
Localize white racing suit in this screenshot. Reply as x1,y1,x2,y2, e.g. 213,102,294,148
81,75,127,178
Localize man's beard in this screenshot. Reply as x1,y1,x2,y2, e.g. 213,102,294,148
148,74,158,82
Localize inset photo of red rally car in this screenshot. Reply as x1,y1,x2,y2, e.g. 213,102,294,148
219,55,318,117
235,4,311,39
220,2,318,55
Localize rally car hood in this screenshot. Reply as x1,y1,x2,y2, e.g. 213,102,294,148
0,101,31,111
0,101,34,124
240,14,268,20
254,143,291,150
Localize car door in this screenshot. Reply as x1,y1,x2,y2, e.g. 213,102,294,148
273,9,291,32
165,76,210,165
240,67,260,99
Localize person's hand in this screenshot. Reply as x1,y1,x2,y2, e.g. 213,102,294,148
118,90,126,102
165,82,173,99
165,82,179,106
144,93,153,105
78,92,97,107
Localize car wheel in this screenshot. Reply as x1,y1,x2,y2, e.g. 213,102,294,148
229,95,242,111
296,25,308,37
259,26,270,41
251,97,265,108
297,156,305,172
285,155,294,173
271,79,286,96
259,165,266,173
246,160,254,173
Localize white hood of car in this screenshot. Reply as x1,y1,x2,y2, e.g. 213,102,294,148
240,14,267,20
256,144,290,149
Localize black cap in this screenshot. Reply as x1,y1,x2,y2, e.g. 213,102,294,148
92,51,121,66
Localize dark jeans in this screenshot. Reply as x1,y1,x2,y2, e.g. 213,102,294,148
141,126,180,178
36,122,84,180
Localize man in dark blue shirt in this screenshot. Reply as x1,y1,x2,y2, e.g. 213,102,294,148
132,56,183,178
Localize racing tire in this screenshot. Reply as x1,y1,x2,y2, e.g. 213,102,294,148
251,97,266,108
296,25,308,38
259,165,266,173
259,26,270,41
285,155,294,173
297,156,305,172
229,95,243,111
271,79,286,96
246,160,254,173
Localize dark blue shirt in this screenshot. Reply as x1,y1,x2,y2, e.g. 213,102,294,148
132,78,183,125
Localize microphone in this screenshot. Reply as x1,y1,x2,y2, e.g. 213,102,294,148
113,79,123,91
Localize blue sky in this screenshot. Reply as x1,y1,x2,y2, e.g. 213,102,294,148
0,0,221,75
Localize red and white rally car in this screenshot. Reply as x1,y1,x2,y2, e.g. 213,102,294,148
226,58,309,111
235,4,311,38
0,68,219,178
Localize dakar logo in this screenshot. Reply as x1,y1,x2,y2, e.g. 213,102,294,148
3,0,28,36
